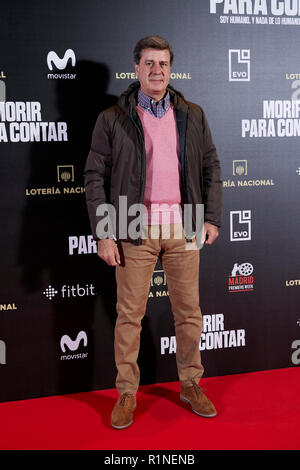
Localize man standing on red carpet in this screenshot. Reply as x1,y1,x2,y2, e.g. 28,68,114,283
84,36,222,429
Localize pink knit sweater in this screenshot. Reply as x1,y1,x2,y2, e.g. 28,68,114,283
137,104,182,225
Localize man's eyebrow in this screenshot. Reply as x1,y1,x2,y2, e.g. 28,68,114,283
144,59,169,64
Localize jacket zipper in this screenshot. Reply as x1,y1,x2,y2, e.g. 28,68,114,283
132,113,146,245
175,108,188,205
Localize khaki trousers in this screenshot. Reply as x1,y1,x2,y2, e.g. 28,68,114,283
114,223,204,395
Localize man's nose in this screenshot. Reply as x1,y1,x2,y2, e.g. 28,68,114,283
152,63,163,74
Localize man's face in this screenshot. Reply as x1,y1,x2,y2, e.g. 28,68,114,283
134,48,171,101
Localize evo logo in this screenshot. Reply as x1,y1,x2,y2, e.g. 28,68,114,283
60,331,88,361
230,210,251,241
0,340,6,365
47,49,76,71
229,49,250,82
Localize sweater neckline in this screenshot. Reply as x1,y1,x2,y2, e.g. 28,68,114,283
136,103,174,121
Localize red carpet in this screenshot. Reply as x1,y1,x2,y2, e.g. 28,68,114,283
0,367,299,450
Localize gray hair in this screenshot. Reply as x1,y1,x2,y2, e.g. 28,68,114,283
133,35,174,65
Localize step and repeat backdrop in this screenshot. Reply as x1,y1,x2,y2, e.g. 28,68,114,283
1,0,300,402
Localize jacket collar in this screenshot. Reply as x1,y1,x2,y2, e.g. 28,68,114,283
117,81,188,117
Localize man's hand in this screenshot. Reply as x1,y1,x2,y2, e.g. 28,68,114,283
97,239,121,266
202,222,219,245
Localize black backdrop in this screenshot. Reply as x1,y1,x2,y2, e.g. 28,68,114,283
1,0,300,402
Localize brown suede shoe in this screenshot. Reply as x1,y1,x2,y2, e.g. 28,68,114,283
111,393,137,429
180,380,217,417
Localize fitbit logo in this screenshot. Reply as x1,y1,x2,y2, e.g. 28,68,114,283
43,285,59,300
0,340,6,365
230,210,251,241
60,331,88,361
43,283,96,300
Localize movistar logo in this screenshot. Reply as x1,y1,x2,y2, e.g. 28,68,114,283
47,49,76,71
60,331,87,353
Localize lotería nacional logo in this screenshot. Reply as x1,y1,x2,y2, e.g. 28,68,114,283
286,73,300,80
148,269,169,299
223,160,275,189
60,330,88,360
0,303,17,311
47,49,77,79
233,160,247,176
43,283,96,300
228,262,254,292
57,165,74,182
115,72,192,80
25,165,84,197
0,340,6,365
229,49,250,82
230,210,251,241
285,279,300,287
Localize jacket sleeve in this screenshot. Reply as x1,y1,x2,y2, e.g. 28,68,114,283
201,110,222,228
84,111,114,240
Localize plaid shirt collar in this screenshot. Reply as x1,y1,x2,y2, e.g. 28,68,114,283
137,89,170,118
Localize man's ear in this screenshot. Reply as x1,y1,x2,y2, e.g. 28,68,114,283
134,62,139,78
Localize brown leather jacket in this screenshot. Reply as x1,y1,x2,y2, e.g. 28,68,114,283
84,81,222,244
